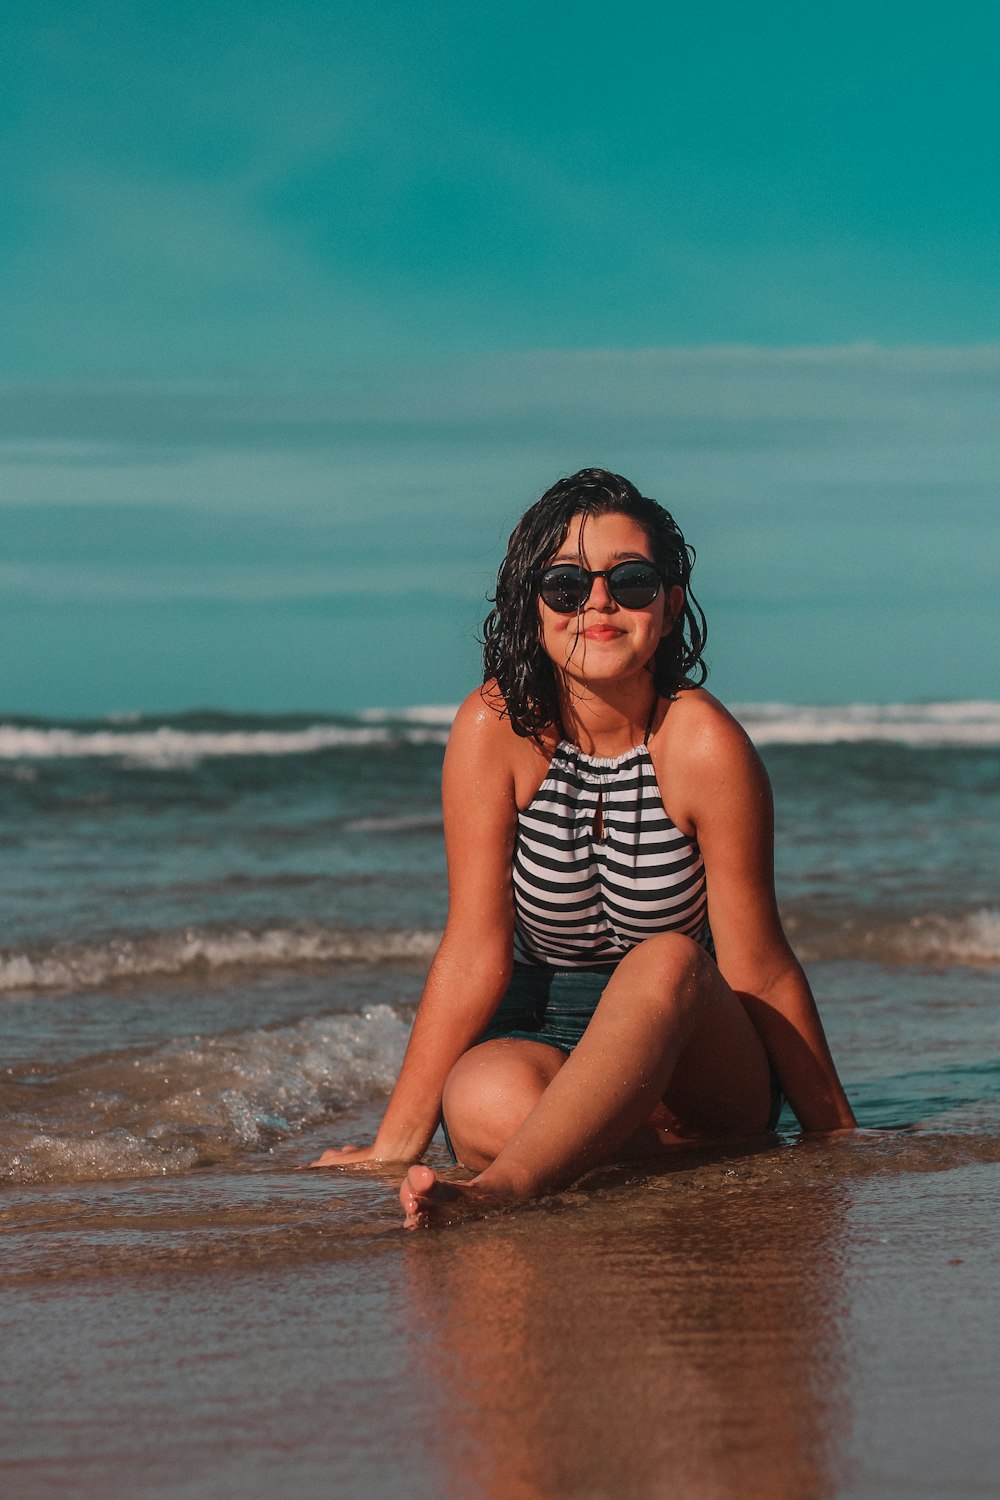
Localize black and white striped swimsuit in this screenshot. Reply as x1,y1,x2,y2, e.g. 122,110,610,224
512,735,710,969
470,718,712,1064
452,712,786,1145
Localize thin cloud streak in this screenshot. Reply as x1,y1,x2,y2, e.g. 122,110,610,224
2,342,998,447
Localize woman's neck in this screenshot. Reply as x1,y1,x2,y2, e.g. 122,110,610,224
556,677,657,757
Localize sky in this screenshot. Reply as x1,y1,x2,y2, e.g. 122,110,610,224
2,1,998,715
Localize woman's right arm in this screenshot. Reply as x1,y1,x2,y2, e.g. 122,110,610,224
308,691,519,1167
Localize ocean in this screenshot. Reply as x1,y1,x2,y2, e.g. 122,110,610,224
3,698,999,1498
3,697,999,1189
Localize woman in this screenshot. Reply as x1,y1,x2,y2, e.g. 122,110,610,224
310,469,856,1225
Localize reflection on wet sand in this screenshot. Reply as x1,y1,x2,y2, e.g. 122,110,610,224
401,1157,852,1500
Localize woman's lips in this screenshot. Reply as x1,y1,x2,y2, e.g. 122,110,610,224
582,625,624,641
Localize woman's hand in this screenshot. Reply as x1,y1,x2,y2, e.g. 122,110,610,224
304,1143,406,1170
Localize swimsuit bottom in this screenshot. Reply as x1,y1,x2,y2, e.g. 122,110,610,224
440,961,784,1161
479,962,616,1052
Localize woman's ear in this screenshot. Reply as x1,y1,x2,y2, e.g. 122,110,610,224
661,585,685,637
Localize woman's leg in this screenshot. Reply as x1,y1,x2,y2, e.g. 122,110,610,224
401,933,772,1227
442,1037,569,1171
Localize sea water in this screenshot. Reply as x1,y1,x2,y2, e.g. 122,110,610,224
3,701,1000,1498
1,700,998,1208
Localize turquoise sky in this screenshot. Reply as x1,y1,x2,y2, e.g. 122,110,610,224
2,3,998,714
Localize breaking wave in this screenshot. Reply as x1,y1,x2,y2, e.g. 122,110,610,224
735,700,1000,748
0,717,452,768
2,907,997,1002
1,701,999,767
0,1006,410,1184
786,906,1000,967
0,924,441,995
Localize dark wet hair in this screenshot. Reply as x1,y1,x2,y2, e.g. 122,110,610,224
482,468,708,739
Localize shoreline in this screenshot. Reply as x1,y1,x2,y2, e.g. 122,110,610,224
3,1140,998,1499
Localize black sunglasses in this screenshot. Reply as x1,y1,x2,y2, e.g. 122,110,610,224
536,560,663,613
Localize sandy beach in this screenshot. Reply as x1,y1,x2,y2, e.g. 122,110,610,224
4,1118,999,1500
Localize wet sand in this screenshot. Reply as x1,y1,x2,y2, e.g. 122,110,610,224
3,1130,999,1500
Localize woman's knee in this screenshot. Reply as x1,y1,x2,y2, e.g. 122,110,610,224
614,932,713,1000
443,1041,563,1168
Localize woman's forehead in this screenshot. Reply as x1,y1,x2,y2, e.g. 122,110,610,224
550,510,653,560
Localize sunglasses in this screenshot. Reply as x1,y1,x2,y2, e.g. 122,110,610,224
536,560,663,613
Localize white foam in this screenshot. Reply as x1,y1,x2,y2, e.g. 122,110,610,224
0,724,389,763
2,701,998,764
900,909,1000,966
733,701,1000,748
0,721,451,766
357,704,460,726
788,906,1000,967
0,1005,411,1183
0,925,441,994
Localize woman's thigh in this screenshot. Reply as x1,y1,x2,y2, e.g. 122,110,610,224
605,935,773,1136
443,1037,568,1170
444,939,774,1168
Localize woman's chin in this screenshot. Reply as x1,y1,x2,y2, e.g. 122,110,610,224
556,657,655,690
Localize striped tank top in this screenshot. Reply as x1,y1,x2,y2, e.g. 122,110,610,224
512,737,710,969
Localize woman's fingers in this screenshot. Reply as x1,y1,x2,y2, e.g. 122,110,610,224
303,1144,365,1169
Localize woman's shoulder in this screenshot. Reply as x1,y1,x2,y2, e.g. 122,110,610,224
449,682,515,743
661,687,749,738
652,691,771,834
446,684,558,811
447,683,556,768
656,688,766,781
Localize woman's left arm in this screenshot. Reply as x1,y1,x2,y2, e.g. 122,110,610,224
674,699,857,1133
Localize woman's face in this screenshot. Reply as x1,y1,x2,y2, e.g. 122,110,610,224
537,510,683,689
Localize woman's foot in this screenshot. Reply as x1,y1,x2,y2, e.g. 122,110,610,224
399,1164,510,1230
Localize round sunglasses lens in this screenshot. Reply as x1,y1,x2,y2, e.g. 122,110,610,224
539,567,587,612
609,564,661,608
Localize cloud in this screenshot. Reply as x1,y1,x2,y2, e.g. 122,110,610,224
0,559,478,605
2,341,997,456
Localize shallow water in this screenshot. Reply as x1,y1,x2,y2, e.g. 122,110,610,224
4,1141,999,1499
2,955,996,1192
3,705,999,1496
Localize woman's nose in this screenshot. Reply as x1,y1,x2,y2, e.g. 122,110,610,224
587,574,615,609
